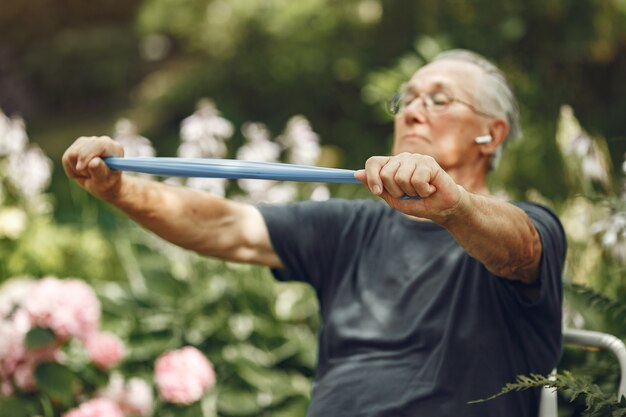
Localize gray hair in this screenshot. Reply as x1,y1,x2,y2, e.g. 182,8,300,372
432,49,521,169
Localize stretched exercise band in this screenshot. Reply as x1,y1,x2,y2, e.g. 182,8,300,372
103,157,420,199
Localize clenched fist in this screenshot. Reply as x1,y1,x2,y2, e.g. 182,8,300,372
62,136,125,202
355,152,467,223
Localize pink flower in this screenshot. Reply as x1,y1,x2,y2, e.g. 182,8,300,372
102,372,154,416
25,277,101,341
1,379,13,396
85,332,124,370
12,346,60,392
154,346,216,404
124,377,154,416
0,319,26,380
63,398,124,417
12,360,35,392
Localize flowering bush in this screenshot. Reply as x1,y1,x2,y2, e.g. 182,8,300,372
99,100,325,416
162,98,331,203
0,276,217,416
63,398,125,417
25,277,101,342
155,346,216,405
85,332,125,370
0,100,327,416
0,108,118,283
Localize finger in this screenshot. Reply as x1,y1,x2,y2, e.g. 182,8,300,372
87,157,113,182
62,148,89,180
378,188,424,211
411,166,437,198
62,149,79,178
74,137,98,171
354,169,367,184
364,156,391,195
394,161,418,196
76,136,122,172
379,158,405,198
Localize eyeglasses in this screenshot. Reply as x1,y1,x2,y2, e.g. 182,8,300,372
388,89,496,118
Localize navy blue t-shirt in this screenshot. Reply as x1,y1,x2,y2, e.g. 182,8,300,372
258,198,565,417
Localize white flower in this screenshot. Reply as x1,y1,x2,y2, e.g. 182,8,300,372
186,177,227,197
113,119,156,158
310,185,330,201
177,141,212,159
592,212,626,263
0,278,35,319
6,146,53,198
237,122,280,163
0,207,28,240
237,181,298,204
179,99,233,159
580,146,610,186
0,112,28,157
264,183,298,203
238,179,273,197
556,106,610,187
277,116,321,166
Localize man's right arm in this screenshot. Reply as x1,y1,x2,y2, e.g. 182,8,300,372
62,136,283,268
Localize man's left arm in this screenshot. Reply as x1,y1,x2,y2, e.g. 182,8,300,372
438,191,541,283
356,153,541,284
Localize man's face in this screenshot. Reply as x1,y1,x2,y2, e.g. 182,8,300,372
392,60,491,171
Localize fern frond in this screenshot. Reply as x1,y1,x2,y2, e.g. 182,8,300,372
565,283,626,332
469,371,626,417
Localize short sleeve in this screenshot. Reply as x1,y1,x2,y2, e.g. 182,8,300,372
515,202,566,310
256,199,362,291
502,202,567,373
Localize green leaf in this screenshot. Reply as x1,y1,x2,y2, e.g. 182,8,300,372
159,401,204,417
25,327,56,349
0,397,40,417
80,364,109,388
217,388,262,416
268,397,310,417
34,362,79,406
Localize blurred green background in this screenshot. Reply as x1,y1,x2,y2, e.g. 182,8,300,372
2,0,626,205
2,0,626,416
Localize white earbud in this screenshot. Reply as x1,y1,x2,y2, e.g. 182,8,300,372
474,135,492,144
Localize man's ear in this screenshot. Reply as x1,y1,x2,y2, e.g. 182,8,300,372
479,119,508,156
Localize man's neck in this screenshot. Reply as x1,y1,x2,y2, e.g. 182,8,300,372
445,164,490,196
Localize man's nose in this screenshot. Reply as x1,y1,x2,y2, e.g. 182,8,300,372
402,97,428,123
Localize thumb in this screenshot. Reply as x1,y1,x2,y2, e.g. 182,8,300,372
354,169,367,184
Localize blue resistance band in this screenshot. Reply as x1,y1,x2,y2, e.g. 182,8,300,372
103,157,420,199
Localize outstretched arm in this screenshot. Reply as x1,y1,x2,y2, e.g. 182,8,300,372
355,152,541,284
62,136,283,268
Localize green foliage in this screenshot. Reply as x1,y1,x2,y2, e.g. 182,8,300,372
22,26,141,110
0,396,41,417
25,327,57,350
99,222,319,416
471,372,626,417
3,1,626,415
34,362,80,407
565,283,626,338
1,216,120,282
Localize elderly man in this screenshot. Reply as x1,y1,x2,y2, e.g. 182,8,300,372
63,49,565,417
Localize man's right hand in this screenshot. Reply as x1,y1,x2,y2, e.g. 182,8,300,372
62,136,125,202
